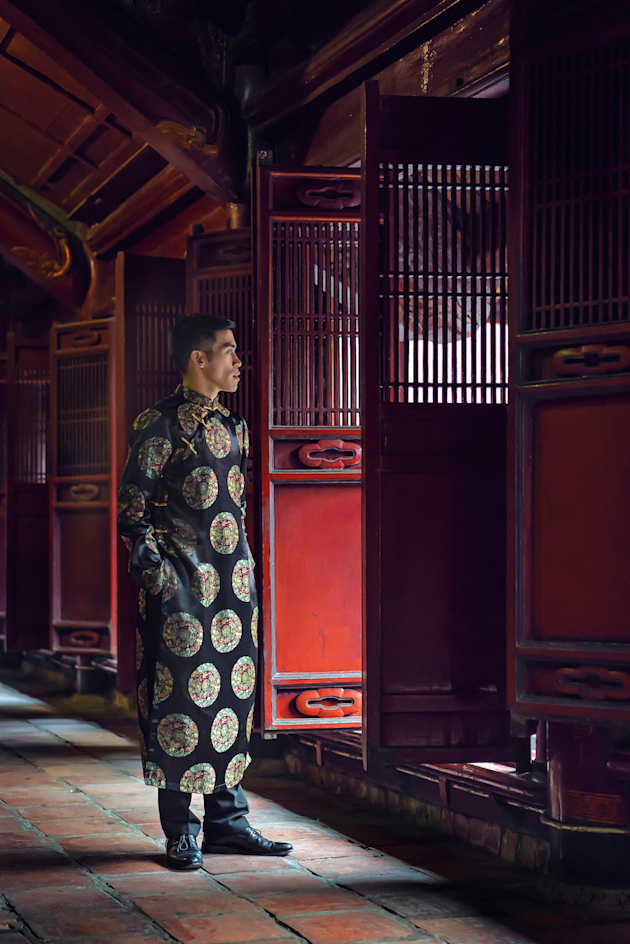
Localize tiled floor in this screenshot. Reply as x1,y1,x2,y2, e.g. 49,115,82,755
1,678,630,944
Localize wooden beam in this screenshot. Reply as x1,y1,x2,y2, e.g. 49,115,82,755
129,194,225,259
0,0,246,203
245,0,490,131
86,164,195,257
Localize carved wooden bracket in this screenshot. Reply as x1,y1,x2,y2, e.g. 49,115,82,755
69,484,100,502
296,180,361,210
64,630,101,649
295,688,362,718
552,344,630,376
156,120,219,157
67,329,102,348
553,666,630,701
298,439,362,469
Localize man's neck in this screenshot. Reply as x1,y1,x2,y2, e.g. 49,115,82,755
181,373,220,401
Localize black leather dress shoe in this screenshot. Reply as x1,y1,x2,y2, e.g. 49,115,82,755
203,826,293,856
165,834,203,869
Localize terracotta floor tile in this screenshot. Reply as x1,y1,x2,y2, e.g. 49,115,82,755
416,916,537,943
115,809,161,825
60,936,170,944
367,890,479,919
203,854,301,875
496,899,578,929
30,816,124,838
341,873,448,896
95,794,159,810
82,853,169,874
257,887,378,916
131,889,263,919
26,907,153,940
215,869,332,897
105,870,221,895
304,855,432,881
261,825,339,842
140,823,166,840
158,912,295,943
60,831,159,856
0,865,94,889
16,804,98,820
283,910,421,944
2,790,89,807
289,838,363,860
6,884,120,912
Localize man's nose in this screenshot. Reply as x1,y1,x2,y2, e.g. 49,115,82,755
234,355,242,368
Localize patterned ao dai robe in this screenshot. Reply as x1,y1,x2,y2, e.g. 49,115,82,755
116,385,257,795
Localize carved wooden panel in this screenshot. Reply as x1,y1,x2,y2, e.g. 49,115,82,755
509,1,630,722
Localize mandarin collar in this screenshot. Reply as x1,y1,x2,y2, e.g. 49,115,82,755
180,384,221,411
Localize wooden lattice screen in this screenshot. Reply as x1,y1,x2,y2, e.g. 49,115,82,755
525,36,630,331
381,163,508,404
187,229,253,425
56,353,108,477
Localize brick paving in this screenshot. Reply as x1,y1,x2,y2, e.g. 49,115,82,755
2,679,630,943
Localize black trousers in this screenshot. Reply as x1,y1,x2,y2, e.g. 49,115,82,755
158,785,250,840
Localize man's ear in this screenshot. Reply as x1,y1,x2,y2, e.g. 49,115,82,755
189,348,206,368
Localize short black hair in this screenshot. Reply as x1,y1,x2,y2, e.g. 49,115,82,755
169,313,237,374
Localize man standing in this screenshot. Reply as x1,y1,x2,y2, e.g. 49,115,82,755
117,313,292,869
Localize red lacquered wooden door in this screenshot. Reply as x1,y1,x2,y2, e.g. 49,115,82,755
5,335,49,650
256,164,363,731
508,2,630,725
362,85,514,766
114,253,185,692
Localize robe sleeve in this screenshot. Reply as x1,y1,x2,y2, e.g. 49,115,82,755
116,409,174,588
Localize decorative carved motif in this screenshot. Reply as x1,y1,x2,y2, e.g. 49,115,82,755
64,630,101,649
156,120,218,156
298,440,362,469
552,344,630,377
294,688,362,719
296,180,361,210
12,225,72,281
69,484,101,502
553,666,630,701
67,329,102,348
561,788,630,825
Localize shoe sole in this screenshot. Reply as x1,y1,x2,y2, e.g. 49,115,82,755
202,846,291,856
165,857,204,870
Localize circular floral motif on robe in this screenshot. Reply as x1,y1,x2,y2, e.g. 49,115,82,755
161,560,178,601
205,417,231,458
183,466,218,510
137,678,149,720
235,422,244,454
138,437,172,479
144,761,166,789
227,466,245,506
157,713,199,757
191,563,220,607
177,401,203,437
211,708,239,753
136,627,145,669
154,662,173,705
209,512,239,555
210,609,242,653
243,422,250,456
145,528,159,556
163,612,203,658
133,408,162,432
246,704,254,741
180,763,216,794
159,518,197,556
188,662,221,708
225,753,249,789
138,589,146,621
232,559,250,602
143,561,165,595
251,607,259,648
117,484,145,524
231,656,256,700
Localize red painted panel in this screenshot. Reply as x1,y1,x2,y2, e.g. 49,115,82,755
532,395,630,644
273,484,361,676
56,508,110,622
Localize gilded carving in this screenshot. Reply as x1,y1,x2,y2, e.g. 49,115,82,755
156,120,218,157
12,225,72,281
